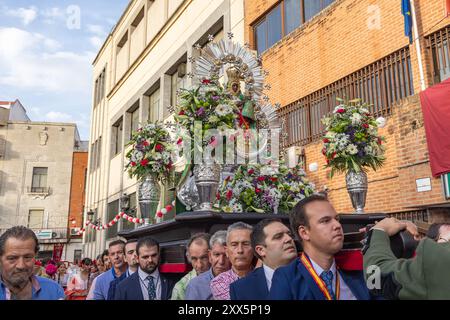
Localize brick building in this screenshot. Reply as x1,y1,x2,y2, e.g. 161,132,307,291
245,0,450,226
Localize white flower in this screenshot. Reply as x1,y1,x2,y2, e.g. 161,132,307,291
360,108,369,114
364,145,373,155
351,113,362,125
146,124,156,130
376,117,386,128
346,144,358,155
215,104,233,117
131,150,144,162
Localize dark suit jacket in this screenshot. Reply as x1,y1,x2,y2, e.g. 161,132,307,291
114,271,175,300
230,267,269,300
269,258,372,300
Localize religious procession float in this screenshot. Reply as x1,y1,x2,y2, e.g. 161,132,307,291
81,34,417,276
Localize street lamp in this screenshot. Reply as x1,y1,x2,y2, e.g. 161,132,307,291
87,210,95,220
120,193,130,212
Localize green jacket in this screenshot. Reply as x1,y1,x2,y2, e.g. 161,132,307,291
363,229,450,300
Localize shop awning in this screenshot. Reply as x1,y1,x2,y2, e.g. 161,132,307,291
420,78,450,177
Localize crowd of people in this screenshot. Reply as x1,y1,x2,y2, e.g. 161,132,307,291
1,195,449,300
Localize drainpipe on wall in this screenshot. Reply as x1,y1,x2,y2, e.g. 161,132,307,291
410,0,427,91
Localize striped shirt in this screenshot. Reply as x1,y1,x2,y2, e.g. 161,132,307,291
210,269,240,300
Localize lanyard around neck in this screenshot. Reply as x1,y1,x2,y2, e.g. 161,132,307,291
300,253,340,300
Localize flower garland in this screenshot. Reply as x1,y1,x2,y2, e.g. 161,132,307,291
77,200,176,235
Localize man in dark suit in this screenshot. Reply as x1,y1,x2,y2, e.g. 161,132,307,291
269,194,372,300
230,219,297,300
114,237,175,300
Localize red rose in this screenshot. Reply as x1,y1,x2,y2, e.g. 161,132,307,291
202,79,211,85
130,161,136,167
140,159,149,166
337,108,345,113
156,212,163,218
143,140,149,146
226,190,233,200
326,159,330,165
322,147,327,155
179,110,185,116
248,169,255,175
362,123,369,129
225,176,231,182
255,188,261,193
377,137,382,145
257,177,265,182
177,138,183,145
155,144,164,152
165,205,173,212
323,138,330,143
271,177,278,182
166,162,173,169
332,152,337,159
216,193,221,200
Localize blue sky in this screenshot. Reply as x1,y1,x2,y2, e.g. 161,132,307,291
0,0,130,140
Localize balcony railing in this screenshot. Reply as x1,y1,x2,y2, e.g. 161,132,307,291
426,24,450,84
279,46,414,147
26,186,51,194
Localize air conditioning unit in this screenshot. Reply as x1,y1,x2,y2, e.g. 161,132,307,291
177,63,187,78
70,228,81,236
36,229,53,240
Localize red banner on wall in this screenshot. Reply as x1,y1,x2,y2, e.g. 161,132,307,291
419,78,450,177
52,244,64,262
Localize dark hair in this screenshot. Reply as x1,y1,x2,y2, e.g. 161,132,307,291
81,258,93,266
109,239,126,248
427,223,443,241
0,226,40,256
187,233,211,250
289,194,329,240
251,219,282,260
101,249,109,262
136,237,159,256
126,239,138,245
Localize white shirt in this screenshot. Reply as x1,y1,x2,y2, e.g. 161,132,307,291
309,258,356,300
262,264,275,291
138,267,162,300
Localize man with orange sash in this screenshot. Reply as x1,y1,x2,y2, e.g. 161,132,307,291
269,195,373,300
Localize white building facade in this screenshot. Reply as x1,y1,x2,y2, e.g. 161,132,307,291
85,0,245,257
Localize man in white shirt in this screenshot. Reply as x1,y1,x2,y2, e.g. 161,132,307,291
230,219,297,300
114,237,175,300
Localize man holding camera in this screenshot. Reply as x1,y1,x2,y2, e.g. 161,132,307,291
363,217,450,299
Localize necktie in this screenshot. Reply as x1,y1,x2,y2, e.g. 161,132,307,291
320,270,336,300
147,275,156,300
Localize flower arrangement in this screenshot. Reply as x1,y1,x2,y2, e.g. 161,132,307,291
217,162,315,213
321,99,386,177
125,122,174,183
174,79,238,153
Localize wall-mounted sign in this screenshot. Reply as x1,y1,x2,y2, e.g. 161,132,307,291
416,178,432,192
442,173,450,199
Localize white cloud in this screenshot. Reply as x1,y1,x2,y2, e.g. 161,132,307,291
89,36,104,49
87,24,106,37
4,6,38,26
0,27,95,93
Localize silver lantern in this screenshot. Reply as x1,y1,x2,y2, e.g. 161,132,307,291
345,170,368,214
138,175,161,225
193,163,221,211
